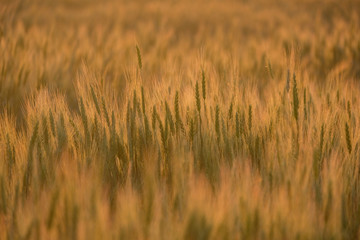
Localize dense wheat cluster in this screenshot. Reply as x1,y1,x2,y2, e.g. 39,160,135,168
1,0,360,239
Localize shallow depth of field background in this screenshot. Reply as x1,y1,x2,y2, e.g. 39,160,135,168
1,0,360,239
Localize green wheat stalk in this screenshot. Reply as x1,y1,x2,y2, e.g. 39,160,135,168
345,122,352,154
0,176,7,214
152,106,157,134
165,101,175,135
195,81,201,113
235,111,240,139
174,91,184,135
102,97,111,129
347,101,351,119
292,73,299,122
215,105,220,142
248,105,252,133
79,98,90,147
141,86,146,116
202,70,206,101
90,85,101,115
49,109,56,136
23,121,39,198
268,60,274,79
6,134,15,180
136,45,142,70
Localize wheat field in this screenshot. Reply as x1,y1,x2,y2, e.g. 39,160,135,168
1,0,360,239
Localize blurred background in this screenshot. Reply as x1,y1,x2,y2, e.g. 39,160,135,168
1,0,360,118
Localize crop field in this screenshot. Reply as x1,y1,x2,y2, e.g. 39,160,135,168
1,0,360,239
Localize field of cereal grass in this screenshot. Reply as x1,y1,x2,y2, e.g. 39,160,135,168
1,0,360,239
